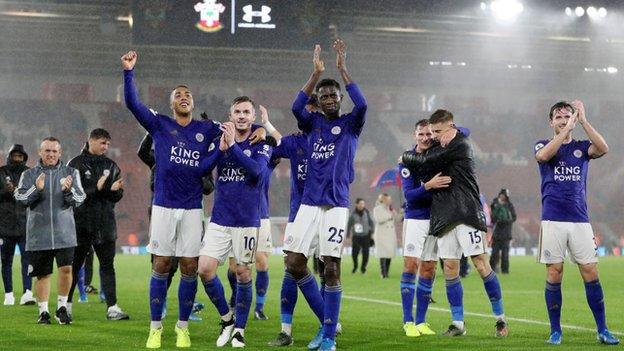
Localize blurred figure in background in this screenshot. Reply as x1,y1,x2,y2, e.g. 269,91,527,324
347,198,374,274
67,128,129,321
373,193,397,278
0,144,35,306
489,188,516,274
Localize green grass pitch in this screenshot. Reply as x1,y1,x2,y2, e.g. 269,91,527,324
0,255,622,350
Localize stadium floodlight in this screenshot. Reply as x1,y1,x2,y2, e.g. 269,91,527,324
598,7,607,18
490,0,524,22
587,6,598,18
607,66,618,74
565,7,573,16
480,2,487,11
575,6,585,17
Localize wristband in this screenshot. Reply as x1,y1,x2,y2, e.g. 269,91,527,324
264,121,277,134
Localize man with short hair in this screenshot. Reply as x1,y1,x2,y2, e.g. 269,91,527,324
535,100,618,345
0,144,36,306
346,198,374,274
15,137,85,325
399,119,454,337
67,128,129,321
402,109,508,338
284,39,367,351
197,97,272,348
122,50,224,348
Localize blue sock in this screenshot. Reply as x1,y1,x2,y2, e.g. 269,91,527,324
483,271,504,317
415,276,433,324
255,270,269,312
319,274,326,300
446,276,464,322
178,274,197,322
584,280,607,333
297,272,325,324
78,266,87,296
234,280,253,329
280,271,298,325
400,272,416,323
323,285,342,340
150,271,168,321
202,276,230,316
545,281,562,333
227,269,237,308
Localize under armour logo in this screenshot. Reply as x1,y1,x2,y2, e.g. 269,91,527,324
242,5,271,23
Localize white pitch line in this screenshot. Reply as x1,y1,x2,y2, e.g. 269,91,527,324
343,294,623,336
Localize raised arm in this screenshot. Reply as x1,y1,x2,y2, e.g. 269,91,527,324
259,105,282,141
535,114,577,163
334,39,367,133
334,39,352,86
122,51,158,132
292,45,324,132
572,100,609,158
137,132,155,168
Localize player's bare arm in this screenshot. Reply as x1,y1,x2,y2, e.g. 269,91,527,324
333,39,352,86
535,113,577,163
571,100,609,158
121,50,137,71
301,45,324,96
259,105,282,141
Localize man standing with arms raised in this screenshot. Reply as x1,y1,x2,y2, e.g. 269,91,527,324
122,50,223,348
535,101,618,345
283,39,367,351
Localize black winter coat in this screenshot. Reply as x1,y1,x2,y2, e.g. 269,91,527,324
0,144,29,238
68,147,123,244
402,134,486,237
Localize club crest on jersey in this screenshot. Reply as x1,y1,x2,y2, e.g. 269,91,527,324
573,149,582,158
284,235,294,245
84,170,92,179
331,126,341,135
401,168,410,178
243,149,252,157
208,143,215,152
196,133,204,142
535,143,545,151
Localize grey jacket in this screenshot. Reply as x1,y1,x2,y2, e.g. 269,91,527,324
14,160,85,251
347,209,374,238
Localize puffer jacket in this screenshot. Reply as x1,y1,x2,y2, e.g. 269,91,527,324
0,144,29,237
14,160,85,251
402,134,486,237
68,145,123,244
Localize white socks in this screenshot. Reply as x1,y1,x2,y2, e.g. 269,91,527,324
57,295,68,309
281,323,292,336
38,301,49,314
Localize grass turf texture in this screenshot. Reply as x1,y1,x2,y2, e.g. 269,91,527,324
0,255,622,350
